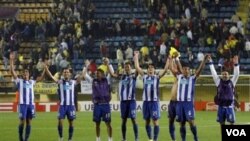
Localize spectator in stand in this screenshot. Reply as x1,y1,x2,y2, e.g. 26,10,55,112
187,27,193,47
100,40,108,58
197,48,205,63
115,20,121,36
148,21,157,41
230,12,239,24
245,38,250,57
59,56,70,70
237,17,244,35
86,34,95,52
159,3,167,21
174,0,180,18
200,7,208,20
180,31,189,52
88,3,96,19
188,49,195,71
140,44,149,60
117,47,124,64
125,44,133,62
151,48,159,68
159,41,167,66
36,58,45,73
185,6,191,20
88,59,97,76
215,0,220,12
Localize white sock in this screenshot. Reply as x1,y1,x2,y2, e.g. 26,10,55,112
108,137,112,141
96,137,100,141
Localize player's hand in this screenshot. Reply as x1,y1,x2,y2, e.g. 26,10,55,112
207,54,212,62
172,52,178,58
9,52,15,60
134,51,139,56
204,54,210,60
233,55,238,64
85,59,90,67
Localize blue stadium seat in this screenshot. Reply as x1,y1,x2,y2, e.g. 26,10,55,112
77,59,84,64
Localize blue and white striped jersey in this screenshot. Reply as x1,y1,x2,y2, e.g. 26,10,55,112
118,73,137,101
15,78,36,105
142,75,160,101
176,74,196,102
58,79,76,106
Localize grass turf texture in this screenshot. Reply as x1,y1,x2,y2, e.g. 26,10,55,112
0,111,250,141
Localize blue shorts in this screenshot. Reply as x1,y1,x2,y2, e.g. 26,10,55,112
217,106,235,124
93,103,111,122
143,101,160,120
120,100,136,119
18,104,35,120
168,100,177,119
176,101,195,122
58,105,76,120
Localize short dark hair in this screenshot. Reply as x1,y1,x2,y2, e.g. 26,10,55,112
124,60,131,65
181,61,189,68
147,63,155,68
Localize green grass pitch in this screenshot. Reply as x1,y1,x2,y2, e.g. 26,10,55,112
0,111,250,141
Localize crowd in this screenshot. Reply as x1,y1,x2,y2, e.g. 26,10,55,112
0,0,248,80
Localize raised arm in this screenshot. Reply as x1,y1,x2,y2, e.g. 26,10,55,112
207,55,220,86
158,57,170,78
9,52,18,79
175,57,184,74
75,63,88,84
195,54,208,78
231,55,240,86
36,67,46,82
82,59,93,83
134,51,144,76
169,57,179,77
105,58,118,78
45,65,58,82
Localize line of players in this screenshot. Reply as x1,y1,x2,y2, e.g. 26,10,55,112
10,51,239,141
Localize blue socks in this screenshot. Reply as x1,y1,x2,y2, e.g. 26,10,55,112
180,126,186,141
190,125,198,141
24,125,31,140
133,123,138,140
169,123,176,140
122,123,126,140
69,126,74,140
58,125,63,138
18,124,24,141
58,124,74,140
153,125,159,141
145,125,152,139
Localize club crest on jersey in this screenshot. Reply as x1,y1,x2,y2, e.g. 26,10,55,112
180,78,189,84
145,80,154,85
63,84,72,90
121,80,130,85
23,83,32,88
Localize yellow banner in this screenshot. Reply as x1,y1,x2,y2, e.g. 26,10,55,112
34,82,58,94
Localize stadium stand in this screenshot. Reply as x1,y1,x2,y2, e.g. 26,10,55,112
1,0,250,93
